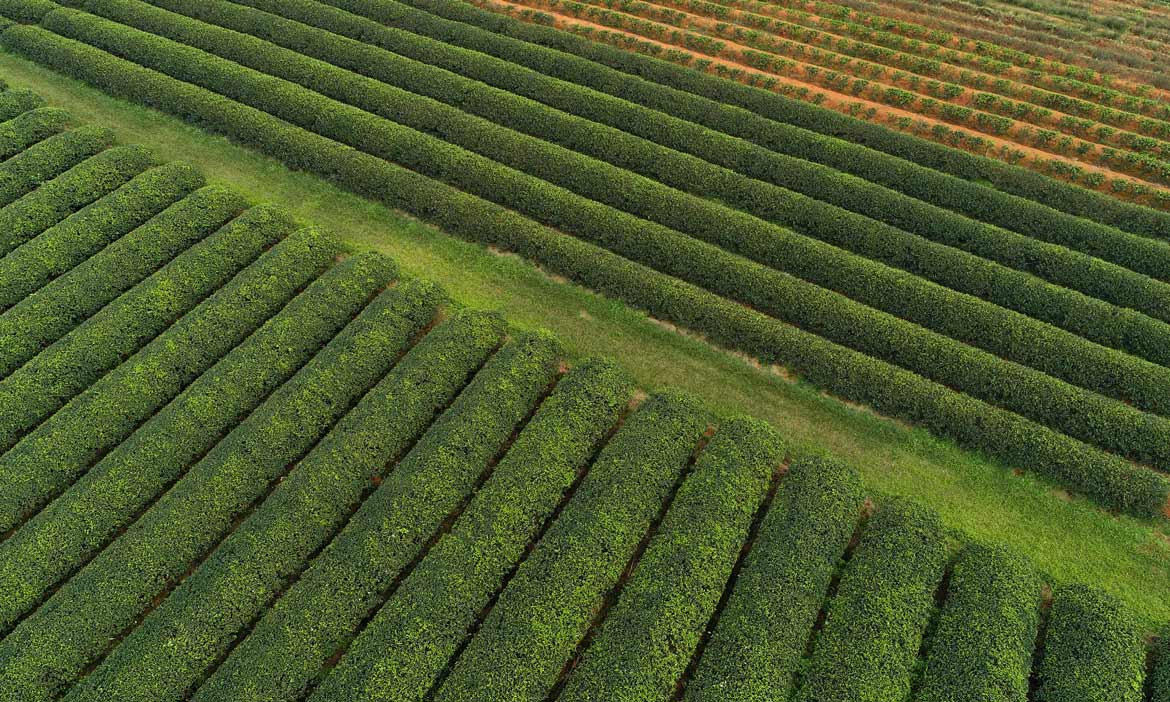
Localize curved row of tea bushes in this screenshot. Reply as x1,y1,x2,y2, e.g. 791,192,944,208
557,417,783,702
94,0,1170,398
0,184,244,377
1035,585,1146,702
6,23,1161,514
0,0,55,23
0,86,44,120
0,205,296,460
429,393,710,702
198,0,1170,363
0,218,319,533
388,0,1170,244
32,8,1170,471
68,327,555,702
0,254,408,636
0,105,72,159
208,358,629,702
0,286,474,702
683,456,864,702
0,140,152,255
915,544,1043,702
0,162,208,313
0,124,114,209
792,499,947,702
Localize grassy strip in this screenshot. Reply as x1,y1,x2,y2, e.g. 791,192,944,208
0,204,294,458
0,218,323,532
431,392,710,701
0,138,149,254
0,277,452,702
0,86,44,119
793,499,947,702
373,0,1170,265
0,253,401,636
1036,584,1146,702
0,105,72,159
0,161,206,313
298,359,630,702
69,329,558,702
202,0,1170,368
34,8,1170,472
557,416,783,701
5,25,1162,515
0,181,240,374
683,456,864,702
916,544,1043,702
0,123,112,209
94,0,1170,415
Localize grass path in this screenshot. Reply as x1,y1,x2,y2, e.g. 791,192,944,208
3,52,1166,628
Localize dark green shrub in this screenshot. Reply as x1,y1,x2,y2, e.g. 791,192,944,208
793,499,947,702
0,216,319,531
100,0,1170,396
558,417,784,701
1149,627,1170,702
430,393,711,702
1036,585,1145,702
0,106,73,160
684,456,864,701
916,544,1043,702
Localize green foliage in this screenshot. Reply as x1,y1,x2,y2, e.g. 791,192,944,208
293,359,630,702
916,544,1043,702
0,253,405,636
0,162,208,313
67,324,554,702
379,0,1170,255
0,0,57,23
0,277,462,702
109,0,1170,400
0,87,45,120
0,180,239,372
0,140,152,255
1036,585,1146,702
794,499,947,702
0,105,73,159
431,392,710,702
223,0,1170,358
24,8,1170,480
684,456,864,702
558,416,784,701
6,18,1167,515
0,123,114,209
0,215,316,531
